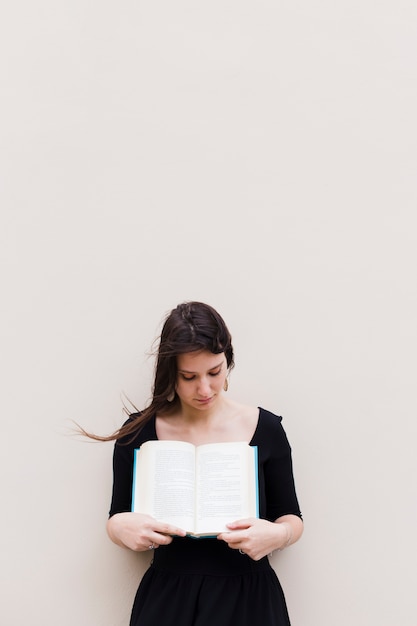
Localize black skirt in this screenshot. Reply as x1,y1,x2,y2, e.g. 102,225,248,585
130,536,291,626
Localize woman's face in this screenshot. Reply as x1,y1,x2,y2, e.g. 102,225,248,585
175,350,228,411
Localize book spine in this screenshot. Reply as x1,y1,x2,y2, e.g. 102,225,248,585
253,445,260,518
131,448,140,512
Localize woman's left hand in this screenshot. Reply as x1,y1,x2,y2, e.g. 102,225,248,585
217,517,290,561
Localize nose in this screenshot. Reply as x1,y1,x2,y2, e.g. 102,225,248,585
197,377,211,396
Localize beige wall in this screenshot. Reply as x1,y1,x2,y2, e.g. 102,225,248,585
1,2,416,625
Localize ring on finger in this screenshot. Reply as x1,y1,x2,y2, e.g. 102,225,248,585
239,549,245,555
149,543,155,550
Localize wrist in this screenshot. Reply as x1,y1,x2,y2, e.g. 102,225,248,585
277,522,292,551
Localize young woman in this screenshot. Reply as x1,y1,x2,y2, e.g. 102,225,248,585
104,301,303,625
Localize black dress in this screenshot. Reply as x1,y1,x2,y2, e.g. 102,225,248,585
109,407,302,626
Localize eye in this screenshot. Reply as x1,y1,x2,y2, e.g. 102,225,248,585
209,370,221,377
180,374,195,381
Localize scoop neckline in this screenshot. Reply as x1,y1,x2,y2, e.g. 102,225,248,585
151,407,263,446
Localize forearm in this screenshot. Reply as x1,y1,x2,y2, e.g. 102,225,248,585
106,514,128,548
274,514,304,550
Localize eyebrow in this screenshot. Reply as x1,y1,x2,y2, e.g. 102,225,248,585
177,362,224,374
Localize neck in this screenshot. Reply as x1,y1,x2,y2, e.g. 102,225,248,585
179,395,230,425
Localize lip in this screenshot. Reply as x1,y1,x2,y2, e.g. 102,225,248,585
196,397,213,405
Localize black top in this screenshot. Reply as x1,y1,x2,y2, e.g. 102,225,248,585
109,407,302,522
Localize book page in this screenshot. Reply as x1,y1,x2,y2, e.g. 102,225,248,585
132,441,196,530
195,442,257,536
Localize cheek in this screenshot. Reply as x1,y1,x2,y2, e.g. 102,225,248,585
176,380,191,396
214,375,225,388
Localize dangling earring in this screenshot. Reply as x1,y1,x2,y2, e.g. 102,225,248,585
167,390,175,402
223,379,229,392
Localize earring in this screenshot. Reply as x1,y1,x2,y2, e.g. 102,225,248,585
167,391,175,402
223,379,229,392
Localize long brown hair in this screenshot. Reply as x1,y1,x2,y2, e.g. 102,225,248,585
81,301,235,442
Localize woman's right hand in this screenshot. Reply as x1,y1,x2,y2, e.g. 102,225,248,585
106,512,186,552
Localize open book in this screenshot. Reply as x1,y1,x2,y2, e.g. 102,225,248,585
132,440,259,537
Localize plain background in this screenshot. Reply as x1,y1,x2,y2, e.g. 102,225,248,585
1,1,416,625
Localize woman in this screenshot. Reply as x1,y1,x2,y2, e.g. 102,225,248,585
105,301,303,625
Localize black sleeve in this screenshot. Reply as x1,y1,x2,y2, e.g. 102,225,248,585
108,415,156,517
108,439,135,517
257,408,303,522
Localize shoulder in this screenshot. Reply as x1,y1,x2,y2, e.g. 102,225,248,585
258,407,283,428
254,407,291,450
115,412,157,451
223,400,259,440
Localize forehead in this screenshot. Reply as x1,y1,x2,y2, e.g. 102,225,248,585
177,350,226,372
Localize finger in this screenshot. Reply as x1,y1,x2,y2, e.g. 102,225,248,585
226,518,254,530
217,534,248,555
154,522,187,537
217,531,245,546
152,529,187,547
